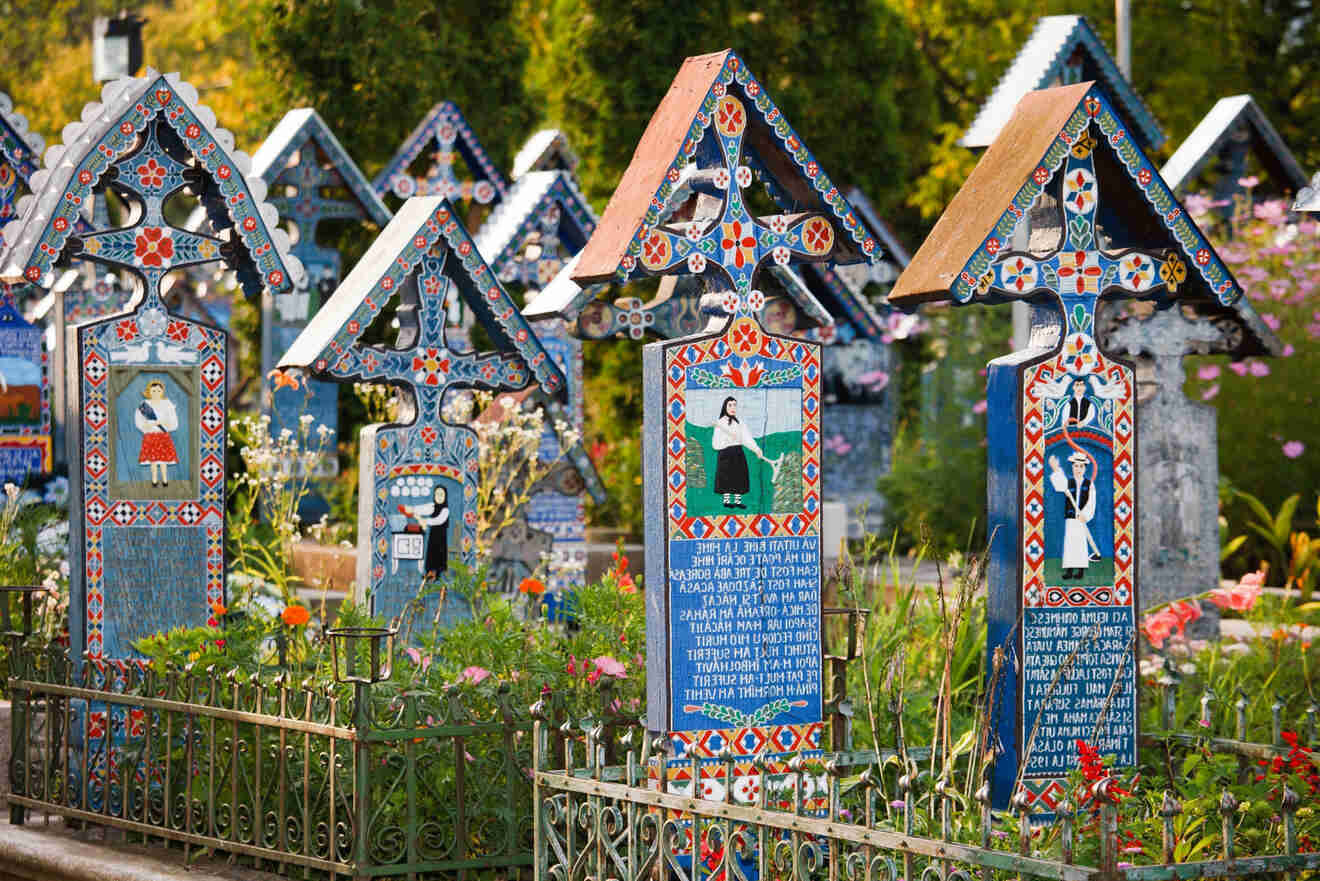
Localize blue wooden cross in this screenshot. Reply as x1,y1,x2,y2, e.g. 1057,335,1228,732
892,83,1244,814
629,93,840,318
254,110,392,520
280,197,566,628
0,72,302,661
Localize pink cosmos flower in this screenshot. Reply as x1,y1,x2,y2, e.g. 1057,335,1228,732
591,656,628,679
1262,313,1281,331
1196,365,1220,381
1249,361,1271,377
461,666,491,685
1238,176,1260,189
1201,383,1220,401
1283,344,1295,357
972,399,988,415
1283,440,1305,459
1229,362,1249,376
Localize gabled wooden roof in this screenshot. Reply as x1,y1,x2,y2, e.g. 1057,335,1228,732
961,15,1164,151
571,49,876,286
890,83,1280,353
1162,95,1309,195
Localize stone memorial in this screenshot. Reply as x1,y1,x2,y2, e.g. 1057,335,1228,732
251,109,393,520
0,71,305,659
889,82,1246,811
474,167,605,602
1162,95,1310,211
569,49,876,799
278,196,567,628
1104,302,1280,630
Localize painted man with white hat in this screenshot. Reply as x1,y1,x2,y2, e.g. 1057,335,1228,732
1048,449,1100,580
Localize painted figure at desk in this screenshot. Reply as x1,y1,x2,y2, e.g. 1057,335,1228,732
399,484,450,576
135,380,179,487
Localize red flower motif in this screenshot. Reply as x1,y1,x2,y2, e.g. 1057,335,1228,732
1033,166,1051,185
1195,248,1211,266
134,227,174,267
420,426,438,444
53,217,68,232
137,158,167,189
116,320,138,342
166,320,190,342
185,124,201,139
216,165,231,180
458,241,471,256
1137,168,1152,186
986,237,1001,255
721,221,757,268
242,216,257,231
267,270,284,286
78,169,94,185
119,122,134,135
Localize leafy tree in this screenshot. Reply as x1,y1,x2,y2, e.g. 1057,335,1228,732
254,0,536,179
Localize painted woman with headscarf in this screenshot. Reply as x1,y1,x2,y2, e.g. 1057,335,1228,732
712,396,770,509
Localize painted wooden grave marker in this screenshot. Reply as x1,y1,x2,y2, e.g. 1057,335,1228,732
570,50,874,801
0,283,49,485
474,168,605,603
1162,95,1310,213
0,92,52,486
373,102,507,207
890,82,1246,811
1296,173,1320,213
252,109,392,519
279,197,566,628
0,71,304,659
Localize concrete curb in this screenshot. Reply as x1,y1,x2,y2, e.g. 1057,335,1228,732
0,818,280,881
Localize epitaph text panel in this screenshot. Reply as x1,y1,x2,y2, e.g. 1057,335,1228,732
669,534,821,732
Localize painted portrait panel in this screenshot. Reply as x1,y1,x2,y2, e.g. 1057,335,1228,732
108,366,199,500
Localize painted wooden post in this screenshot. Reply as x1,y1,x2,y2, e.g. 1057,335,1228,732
473,166,605,605
961,14,1167,354
277,197,567,629
569,49,875,805
0,71,304,660
890,82,1245,811
251,109,392,520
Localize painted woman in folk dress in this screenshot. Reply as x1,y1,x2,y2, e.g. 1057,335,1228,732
712,396,772,510
135,380,179,487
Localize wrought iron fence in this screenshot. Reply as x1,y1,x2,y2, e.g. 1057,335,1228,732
533,676,1320,881
4,639,554,879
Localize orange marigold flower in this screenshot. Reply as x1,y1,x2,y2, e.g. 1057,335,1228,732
281,604,310,627
210,599,227,617
518,577,546,595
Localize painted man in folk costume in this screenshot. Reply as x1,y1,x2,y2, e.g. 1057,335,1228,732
1048,450,1098,579
712,395,775,509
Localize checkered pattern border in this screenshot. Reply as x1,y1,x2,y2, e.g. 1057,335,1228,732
79,311,226,659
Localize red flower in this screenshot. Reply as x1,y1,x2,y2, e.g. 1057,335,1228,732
134,228,174,267
137,158,167,189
